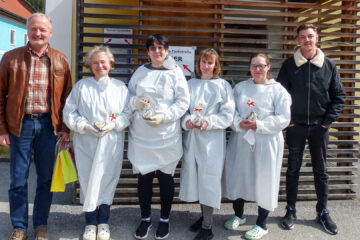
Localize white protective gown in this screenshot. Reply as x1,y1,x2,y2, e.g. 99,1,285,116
63,77,131,212
179,78,235,209
223,78,291,211
127,64,190,175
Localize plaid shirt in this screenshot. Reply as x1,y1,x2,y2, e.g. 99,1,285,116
24,45,50,114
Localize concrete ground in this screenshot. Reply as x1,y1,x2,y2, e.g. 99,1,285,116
0,162,358,240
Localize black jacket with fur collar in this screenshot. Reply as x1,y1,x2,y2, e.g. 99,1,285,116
277,48,345,126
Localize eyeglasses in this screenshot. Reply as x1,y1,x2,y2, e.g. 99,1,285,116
149,46,165,52
250,64,268,70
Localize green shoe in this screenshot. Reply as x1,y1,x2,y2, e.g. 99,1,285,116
244,225,268,240
224,216,246,230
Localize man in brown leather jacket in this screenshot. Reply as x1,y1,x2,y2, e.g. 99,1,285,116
0,13,72,240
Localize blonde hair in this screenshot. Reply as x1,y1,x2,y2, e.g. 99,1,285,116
27,13,52,31
195,48,221,78
84,45,115,72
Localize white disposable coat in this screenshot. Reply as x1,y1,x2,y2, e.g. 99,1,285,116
179,78,235,209
63,77,131,212
223,78,291,211
128,64,190,175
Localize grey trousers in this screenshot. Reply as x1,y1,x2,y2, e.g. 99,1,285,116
201,204,214,229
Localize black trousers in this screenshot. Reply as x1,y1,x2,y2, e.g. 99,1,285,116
138,170,174,219
233,198,269,230
285,124,329,213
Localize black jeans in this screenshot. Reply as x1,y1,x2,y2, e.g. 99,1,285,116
138,170,174,219
233,198,269,230
285,124,329,213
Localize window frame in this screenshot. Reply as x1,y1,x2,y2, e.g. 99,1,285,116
24,33,28,46
10,29,16,46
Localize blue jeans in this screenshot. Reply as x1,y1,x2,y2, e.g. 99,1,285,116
8,116,57,231
85,204,111,225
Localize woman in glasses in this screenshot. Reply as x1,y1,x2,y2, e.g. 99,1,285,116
223,53,291,240
127,34,190,240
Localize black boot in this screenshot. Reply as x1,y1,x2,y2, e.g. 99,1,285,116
189,216,203,232
155,221,170,239
193,228,214,240
281,206,297,230
134,220,152,239
316,209,338,235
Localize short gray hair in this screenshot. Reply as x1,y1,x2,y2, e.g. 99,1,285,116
84,45,115,71
27,13,53,31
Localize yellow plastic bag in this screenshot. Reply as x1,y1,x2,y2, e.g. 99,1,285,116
51,138,77,192
50,154,65,192
60,149,77,184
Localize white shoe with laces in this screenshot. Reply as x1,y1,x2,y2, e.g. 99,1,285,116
83,225,97,240
97,224,110,240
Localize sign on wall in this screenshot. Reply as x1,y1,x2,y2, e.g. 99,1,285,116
168,46,196,77
104,28,133,82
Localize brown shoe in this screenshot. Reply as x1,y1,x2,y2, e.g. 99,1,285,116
34,226,50,240
8,230,27,240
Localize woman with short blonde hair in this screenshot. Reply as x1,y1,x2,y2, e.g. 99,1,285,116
63,45,131,240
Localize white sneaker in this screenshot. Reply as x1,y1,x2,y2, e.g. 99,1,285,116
224,216,246,230
83,225,97,240
97,224,110,240
244,225,268,240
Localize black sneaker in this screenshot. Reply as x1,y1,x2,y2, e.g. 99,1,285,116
189,216,203,232
155,221,169,239
281,206,297,230
134,220,152,239
193,228,214,240
316,209,338,235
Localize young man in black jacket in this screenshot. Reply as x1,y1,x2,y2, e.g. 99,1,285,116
277,23,345,235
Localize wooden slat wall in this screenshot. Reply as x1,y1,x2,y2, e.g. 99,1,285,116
75,0,360,204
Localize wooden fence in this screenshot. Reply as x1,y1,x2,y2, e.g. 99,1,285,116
75,0,360,203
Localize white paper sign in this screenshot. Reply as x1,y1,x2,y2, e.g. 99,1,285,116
104,28,132,45
104,28,132,79
168,46,196,76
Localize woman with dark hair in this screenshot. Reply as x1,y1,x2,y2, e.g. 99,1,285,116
223,53,291,240
179,48,235,240
127,34,190,239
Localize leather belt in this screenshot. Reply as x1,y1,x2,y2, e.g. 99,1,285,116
24,113,50,119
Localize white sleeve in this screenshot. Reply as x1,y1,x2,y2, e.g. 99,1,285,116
231,86,246,133
181,80,191,130
255,86,292,135
127,69,140,113
203,80,235,130
62,81,89,134
163,67,190,123
113,87,132,132
181,112,191,130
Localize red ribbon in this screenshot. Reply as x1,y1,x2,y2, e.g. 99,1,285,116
110,113,116,120
247,101,255,107
194,108,202,112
